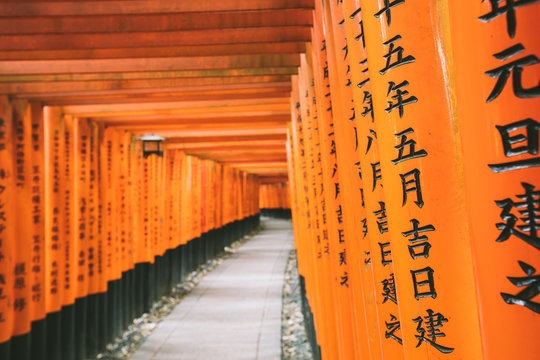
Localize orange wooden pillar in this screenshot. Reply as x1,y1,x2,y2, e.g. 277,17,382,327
0,97,15,349
298,54,340,360
359,0,484,358
337,0,408,358
10,100,34,354
308,15,365,357
316,1,383,358
447,2,540,359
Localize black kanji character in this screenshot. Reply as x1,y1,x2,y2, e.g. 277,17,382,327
392,128,428,164
373,201,389,234
385,314,403,344
357,58,370,88
339,250,347,265
501,260,540,314
366,129,377,154
341,272,349,287
495,182,539,250
381,273,397,304
485,43,540,102
489,118,540,172
379,35,415,75
361,91,374,121
402,219,435,259
413,309,454,353
379,242,392,266
479,0,539,38
374,0,406,26
371,162,382,191
400,169,424,208
411,267,437,299
386,81,418,118
349,7,366,49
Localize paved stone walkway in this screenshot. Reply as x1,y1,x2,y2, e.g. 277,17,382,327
130,218,294,360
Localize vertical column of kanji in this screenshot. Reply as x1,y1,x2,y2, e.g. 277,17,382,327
124,134,135,275
286,124,301,246
310,20,363,359
74,118,90,306
299,52,340,359
180,156,189,245
115,130,127,277
342,1,406,356
133,140,146,266
291,76,327,356
361,0,484,358
318,1,382,358
447,2,540,358
158,153,167,256
12,100,32,339
289,81,312,297
99,126,113,294
140,145,151,263
62,115,76,314
0,97,14,345
193,157,202,240
28,103,46,338
108,129,121,282
87,121,99,298
174,151,184,245
149,154,157,262
165,150,176,252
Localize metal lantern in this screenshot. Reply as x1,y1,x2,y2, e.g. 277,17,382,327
139,134,165,158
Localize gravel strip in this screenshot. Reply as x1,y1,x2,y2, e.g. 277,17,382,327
95,230,257,360
281,250,314,360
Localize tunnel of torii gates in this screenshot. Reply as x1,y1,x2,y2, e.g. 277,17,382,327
0,1,538,360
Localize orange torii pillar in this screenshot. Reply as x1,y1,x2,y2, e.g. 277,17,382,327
287,0,539,359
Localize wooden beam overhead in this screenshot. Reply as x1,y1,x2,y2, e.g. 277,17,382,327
0,0,315,17
165,134,287,144
0,42,306,61
0,75,294,94
0,55,300,75
0,27,311,51
0,0,317,178
0,9,313,34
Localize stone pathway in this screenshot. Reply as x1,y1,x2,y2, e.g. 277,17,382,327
130,218,294,360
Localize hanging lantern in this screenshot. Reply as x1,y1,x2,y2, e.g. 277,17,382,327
139,134,165,158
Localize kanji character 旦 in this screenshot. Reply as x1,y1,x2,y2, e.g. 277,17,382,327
488,118,540,172
478,0,539,38
413,309,454,353
495,182,539,250
501,260,540,314
485,43,540,102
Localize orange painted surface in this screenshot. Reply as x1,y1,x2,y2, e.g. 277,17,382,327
360,0,484,358
0,97,14,342
447,2,540,359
